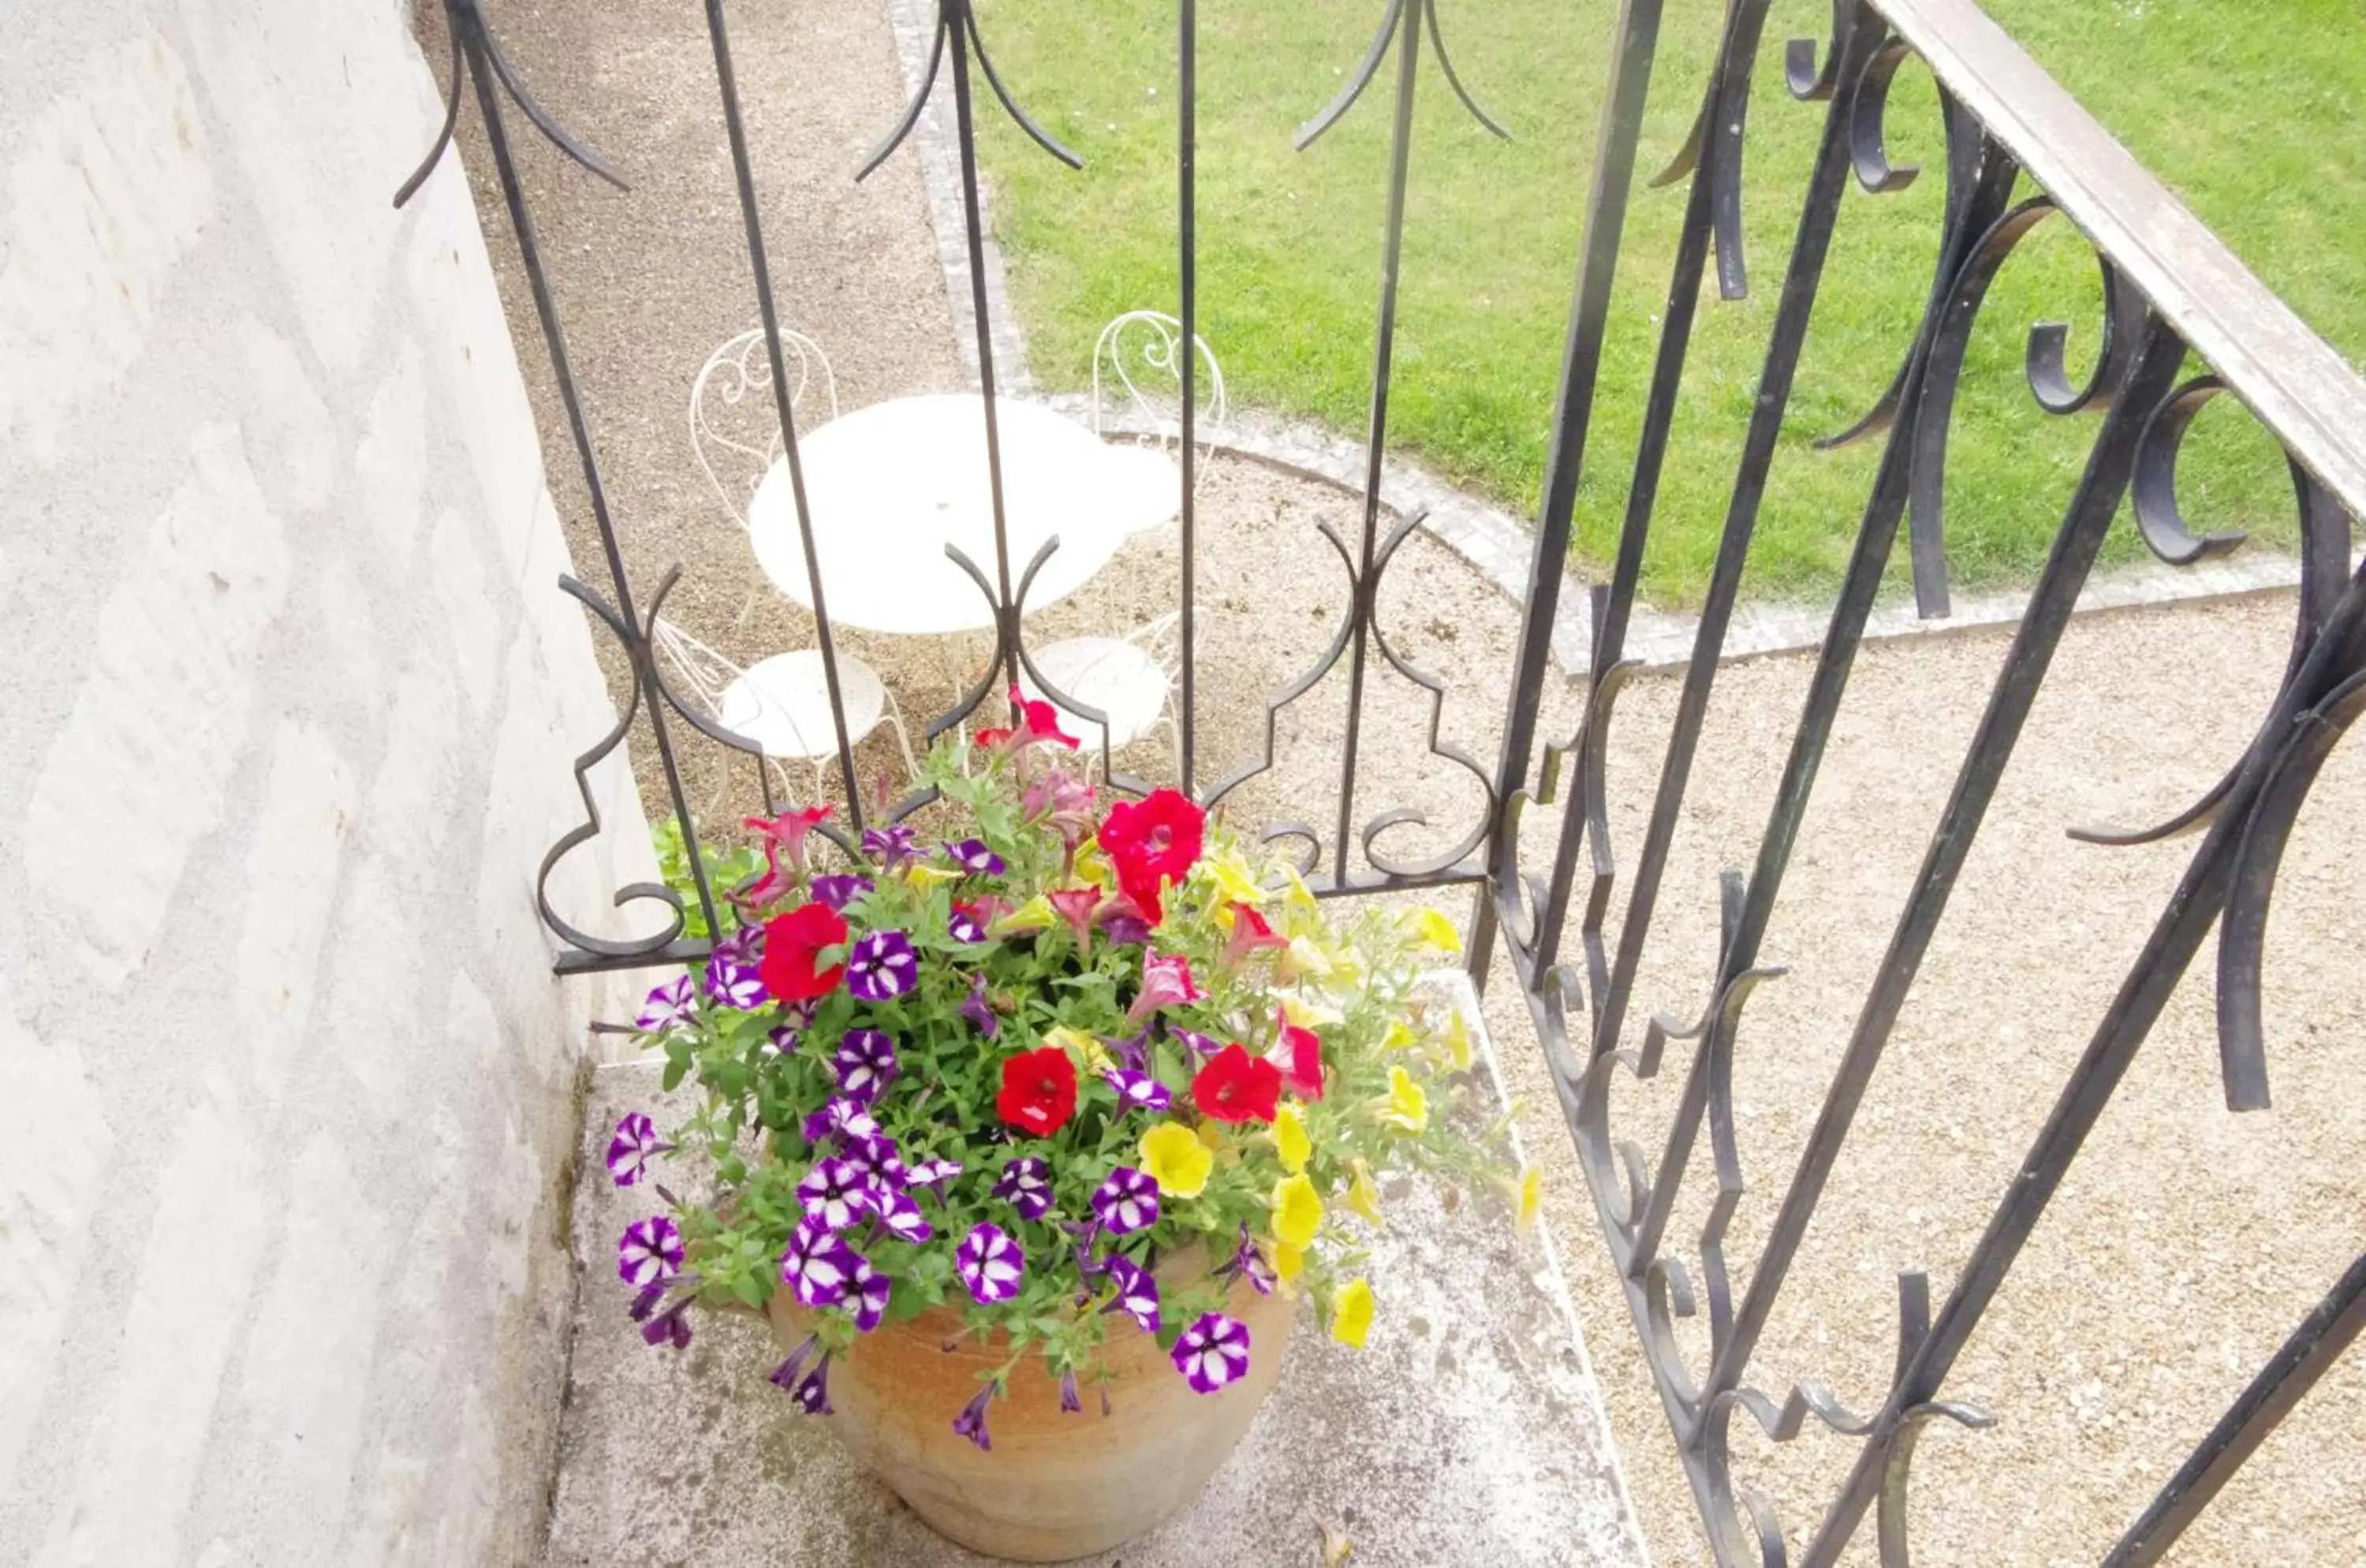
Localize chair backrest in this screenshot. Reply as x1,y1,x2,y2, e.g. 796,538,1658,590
1089,311,1226,487
650,615,742,720
689,326,841,528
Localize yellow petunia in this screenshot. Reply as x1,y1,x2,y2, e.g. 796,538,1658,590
905,862,961,889
1139,1122,1214,1199
1279,863,1318,914
1073,840,1115,890
1517,1166,1542,1227
1342,1161,1384,1225
1204,851,1266,906
1384,1066,1429,1133
1409,907,1463,955
1442,1009,1473,1071
1271,1173,1323,1250
1273,1104,1312,1174
1383,1020,1420,1052
1330,1278,1374,1349
1281,993,1345,1030
1042,1025,1107,1072
1281,935,1334,985
1271,1237,1304,1286
991,894,1054,935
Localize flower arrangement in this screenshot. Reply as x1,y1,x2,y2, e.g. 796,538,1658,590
611,688,1513,1450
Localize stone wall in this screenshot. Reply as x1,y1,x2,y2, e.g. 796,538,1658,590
0,1,658,1562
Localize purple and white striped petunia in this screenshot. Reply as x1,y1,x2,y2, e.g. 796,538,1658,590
906,1157,964,1190
957,973,999,1037
840,1129,908,1192
804,1097,879,1146
846,930,918,1001
711,922,764,965
991,1157,1053,1220
618,1215,683,1287
704,958,767,1010
606,1112,665,1186
1170,1312,1252,1394
1218,1221,1277,1296
797,1158,874,1231
760,1022,798,1059
861,823,917,869
781,1216,862,1307
868,1185,934,1244
770,1334,820,1393
1099,1028,1151,1074
1101,1068,1171,1113
1101,1254,1162,1334
640,1299,693,1350
833,1029,899,1103
1099,913,1152,948
951,1385,994,1450
793,1351,834,1414
942,838,1006,877
1089,1167,1160,1236
635,975,697,1033
947,902,989,944
809,872,874,912
1059,1368,1083,1413
1170,1027,1224,1059
848,1254,893,1333
955,1223,1025,1305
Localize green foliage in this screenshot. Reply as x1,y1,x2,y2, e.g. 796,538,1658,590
626,737,1494,1391
651,816,763,942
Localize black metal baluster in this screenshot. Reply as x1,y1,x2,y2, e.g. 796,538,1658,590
2103,1251,2366,1568
1702,308,2181,1422
946,5,1019,687
1472,0,1667,984
1177,0,1199,798
1790,343,2362,1568
1328,6,1425,889
703,0,865,831
1527,0,1778,988
438,0,722,945
1584,2,1872,1064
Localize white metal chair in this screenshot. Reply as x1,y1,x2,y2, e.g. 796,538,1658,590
1021,613,1181,769
691,326,841,530
681,328,912,795
1090,311,1226,497
653,617,915,809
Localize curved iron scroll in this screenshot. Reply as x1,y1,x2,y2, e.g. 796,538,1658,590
2067,391,2357,846
1198,510,1496,887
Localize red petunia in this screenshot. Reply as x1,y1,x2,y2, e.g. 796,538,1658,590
1274,1010,1325,1101
1190,1043,1282,1126
997,1046,1080,1137
1096,788,1206,924
977,683,1080,753
732,805,833,910
1222,902,1286,965
758,902,849,1002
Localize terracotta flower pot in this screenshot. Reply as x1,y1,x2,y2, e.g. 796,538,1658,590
767,1254,1296,1562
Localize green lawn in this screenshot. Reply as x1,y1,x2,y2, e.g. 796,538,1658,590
968,0,2364,607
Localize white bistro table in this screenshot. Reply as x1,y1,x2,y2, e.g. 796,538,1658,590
747,394,1179,635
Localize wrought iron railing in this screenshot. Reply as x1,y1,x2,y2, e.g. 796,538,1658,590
397,0,2364,1559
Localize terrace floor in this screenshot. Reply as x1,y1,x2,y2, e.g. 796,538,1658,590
441,0,2366,1562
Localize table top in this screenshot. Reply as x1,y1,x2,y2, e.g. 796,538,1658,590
748,394,1180,636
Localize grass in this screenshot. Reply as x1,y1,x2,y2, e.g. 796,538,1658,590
968,0,2366,607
